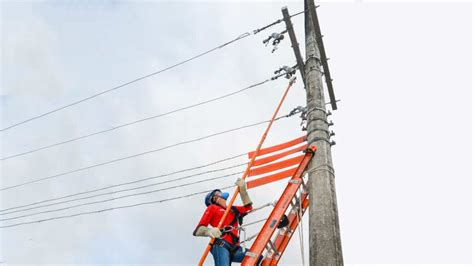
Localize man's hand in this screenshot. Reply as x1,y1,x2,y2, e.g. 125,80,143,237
206,227,222,238
235,178,252,206
235,178,247,190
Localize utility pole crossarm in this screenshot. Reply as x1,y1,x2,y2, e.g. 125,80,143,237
281,7,306,85
307,1,338,110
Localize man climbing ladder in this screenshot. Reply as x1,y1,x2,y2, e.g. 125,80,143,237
193,178,261,265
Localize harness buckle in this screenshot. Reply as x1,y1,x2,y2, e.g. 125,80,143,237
216,239,226,248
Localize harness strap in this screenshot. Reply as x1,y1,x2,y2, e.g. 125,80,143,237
217,205,247,246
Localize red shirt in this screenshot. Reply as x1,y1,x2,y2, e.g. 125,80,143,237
197,204,253,245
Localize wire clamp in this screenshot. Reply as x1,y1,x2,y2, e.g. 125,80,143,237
263,30,288,53
273,65,296,79
289,76,297,85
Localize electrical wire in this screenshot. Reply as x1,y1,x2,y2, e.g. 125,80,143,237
1,8,307,132
0,152,246,213
0,32,251,132
1,79,271,161
0,185,235,229
290,9,307,18
0,163,246,216
0,116,288,192
0,171,242,222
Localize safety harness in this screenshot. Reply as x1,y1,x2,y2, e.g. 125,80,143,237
213,205,248,259
221,206,247,245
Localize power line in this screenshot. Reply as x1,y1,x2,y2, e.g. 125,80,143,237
0,163,246,216
0,33,250,132
0,104,307,227
1,79,271,161
0,170,242,222
0,185,235,229
0,9,307,133
0,152,246,213
0,116,287,192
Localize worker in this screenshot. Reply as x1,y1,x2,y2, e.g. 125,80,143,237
193,178,261,265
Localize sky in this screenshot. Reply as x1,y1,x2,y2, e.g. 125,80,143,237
0,0,472,265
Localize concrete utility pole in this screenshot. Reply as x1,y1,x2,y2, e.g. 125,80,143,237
304,0,344,265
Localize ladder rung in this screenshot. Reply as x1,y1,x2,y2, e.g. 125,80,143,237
266,240,279,255
288,179,301,184
245,251,259,258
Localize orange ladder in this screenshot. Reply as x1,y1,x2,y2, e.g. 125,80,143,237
242,146,315,265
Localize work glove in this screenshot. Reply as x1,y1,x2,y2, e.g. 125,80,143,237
235,178,252,206
206,227,222,238
193,226,222,238
235,178,247,190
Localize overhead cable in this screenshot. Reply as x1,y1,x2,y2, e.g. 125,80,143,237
0,33,249,132
0,163,246,216
0,185,235,229
0,152,246,213
1,79,271,161
0,171,242,222
0,9,306,132
0,115,288,192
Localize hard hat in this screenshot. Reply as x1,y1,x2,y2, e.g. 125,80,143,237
205,189,229,207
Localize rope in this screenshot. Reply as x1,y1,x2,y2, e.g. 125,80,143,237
239,218,267,229
240,233,259,244
297,189,306,266
248,201,275,214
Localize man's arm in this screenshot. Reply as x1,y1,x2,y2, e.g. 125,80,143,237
235,178,252,207
192,205,222,238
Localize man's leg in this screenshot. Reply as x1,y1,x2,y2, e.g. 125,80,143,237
211,244,231,266
230,246,247,263
232,247,264,265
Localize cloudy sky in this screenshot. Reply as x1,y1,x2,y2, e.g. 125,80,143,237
0,0,472,265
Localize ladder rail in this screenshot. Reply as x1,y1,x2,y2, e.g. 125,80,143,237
266,193,310,265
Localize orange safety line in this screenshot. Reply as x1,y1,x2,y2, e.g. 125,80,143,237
248,154,304,177
247,135,306,158
251,143,307,167
247,167,298,189
198,78,297,266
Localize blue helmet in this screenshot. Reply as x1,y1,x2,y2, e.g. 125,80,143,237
205,189,229,206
